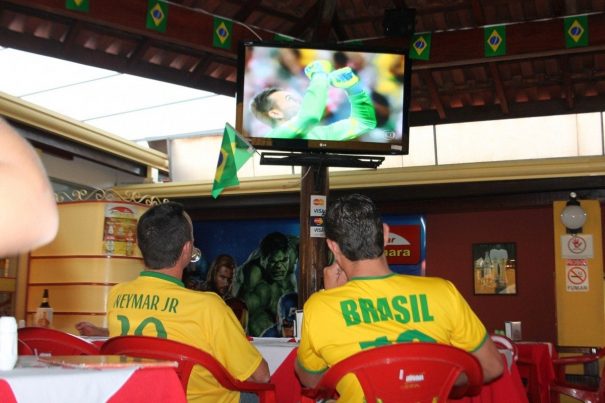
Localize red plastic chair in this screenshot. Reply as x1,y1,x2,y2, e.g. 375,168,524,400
18,327,99,355
491,333,519,363
300,342,483,403
101,335,276,403
550,347,605,402
17,339,34,355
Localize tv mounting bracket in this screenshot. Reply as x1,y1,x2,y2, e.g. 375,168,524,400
260,152,384,169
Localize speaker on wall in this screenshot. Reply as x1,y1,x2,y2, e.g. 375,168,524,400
382,7,416,37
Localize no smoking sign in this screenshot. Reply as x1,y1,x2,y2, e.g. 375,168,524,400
565,262,589,292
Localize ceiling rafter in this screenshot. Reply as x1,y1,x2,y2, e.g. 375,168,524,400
419,70,446,119
559,55,574,109
311,0,337,42
488,62,510,114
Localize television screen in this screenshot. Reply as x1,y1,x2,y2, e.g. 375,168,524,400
236,41,411,156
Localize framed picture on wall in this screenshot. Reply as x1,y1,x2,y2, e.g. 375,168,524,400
473,243,517,295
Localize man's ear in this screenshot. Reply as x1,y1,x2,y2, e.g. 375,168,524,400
326,238,341,256
181,240,193,263
268,108,282,120
383,223,390,247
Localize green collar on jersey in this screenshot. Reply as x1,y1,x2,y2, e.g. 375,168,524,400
140,270,184,287
349,272,397,281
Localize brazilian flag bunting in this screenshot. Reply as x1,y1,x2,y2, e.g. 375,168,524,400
484,25,506,57
213,17,233,49
274,33,295,43
410,33,431,61
146,0,169,33
564,15,588,48
65,0,89,12
211,124,255,198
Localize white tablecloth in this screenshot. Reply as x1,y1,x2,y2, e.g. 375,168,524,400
0,356,136,403
251,337,298,375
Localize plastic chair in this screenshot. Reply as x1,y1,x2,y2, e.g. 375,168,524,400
550,347,605,402
491,333,519,363
18,327,100,355
17,338,34,355
101,335,276,403
300,342,483,403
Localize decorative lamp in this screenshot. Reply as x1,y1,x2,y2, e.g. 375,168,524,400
560,192,587,234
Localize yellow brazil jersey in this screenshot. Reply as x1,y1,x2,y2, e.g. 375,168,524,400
297,273,488,402
107,271,263,403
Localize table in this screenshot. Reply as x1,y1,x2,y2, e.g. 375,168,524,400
450,356,528,403
251,337,300,403
0,356,186,403
516,342,556,403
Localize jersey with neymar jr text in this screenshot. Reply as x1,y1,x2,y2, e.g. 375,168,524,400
297,273,488,402
107,271,263,403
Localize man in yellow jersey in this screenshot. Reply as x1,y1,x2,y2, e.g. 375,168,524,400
295,194,504,402
106,202,269,403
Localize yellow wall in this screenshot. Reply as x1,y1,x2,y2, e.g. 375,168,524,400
23,201,148,333
553,200,605,346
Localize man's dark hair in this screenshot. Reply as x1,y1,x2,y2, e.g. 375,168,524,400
249,87,280,127
260,232,289,257
324,193,384,261
137,202,192,270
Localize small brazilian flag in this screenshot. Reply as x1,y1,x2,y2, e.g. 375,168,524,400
211,124,255,198
484,25,506,57
564,15,588,48
274,33,295,43
146,0,168,33
213,17,233,50
65,0,89,12
410,33,431,61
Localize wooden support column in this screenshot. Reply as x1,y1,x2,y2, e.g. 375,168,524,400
298,165,329,306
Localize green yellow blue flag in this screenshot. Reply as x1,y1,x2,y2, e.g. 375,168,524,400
213,17,233,50
274,33,295,42
146,0,168,33
65,0,89,12
564,16,588,48
484,25,506,57
410,33,431,61
211,124,255,198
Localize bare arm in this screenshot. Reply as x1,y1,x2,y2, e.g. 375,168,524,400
246,358,270,383
0,118,58,255
472,337,505,383
75,322,109,337
295,359,323,388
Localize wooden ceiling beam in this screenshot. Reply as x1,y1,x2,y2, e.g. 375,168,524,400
488,62,509,114
470,0,485,26
559,55,575,109
232,0,261,22
4,1,604,74
363,13,605,69
419,70,446,119
1,0,276,58
311,0,337,42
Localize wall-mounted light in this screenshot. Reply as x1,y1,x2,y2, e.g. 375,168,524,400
560,192,587,234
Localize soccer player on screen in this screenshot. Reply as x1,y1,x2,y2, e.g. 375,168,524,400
249,60,377,141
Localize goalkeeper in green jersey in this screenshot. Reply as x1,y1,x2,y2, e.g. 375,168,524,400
249,60,377,141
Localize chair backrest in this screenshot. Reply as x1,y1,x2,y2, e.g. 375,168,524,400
18,327,100,355
302,342,483,403
100,335,275,402
550,347,605,403
491,333,519,363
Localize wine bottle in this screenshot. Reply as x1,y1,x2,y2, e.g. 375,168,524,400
39,289,51,308
35,289,53,328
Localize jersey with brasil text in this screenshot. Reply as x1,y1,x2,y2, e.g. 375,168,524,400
107,271,263,403
297,273,488,402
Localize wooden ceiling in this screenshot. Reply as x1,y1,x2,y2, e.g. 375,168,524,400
1,0,604,129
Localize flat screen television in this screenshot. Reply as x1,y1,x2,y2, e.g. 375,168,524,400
236,41,411,156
